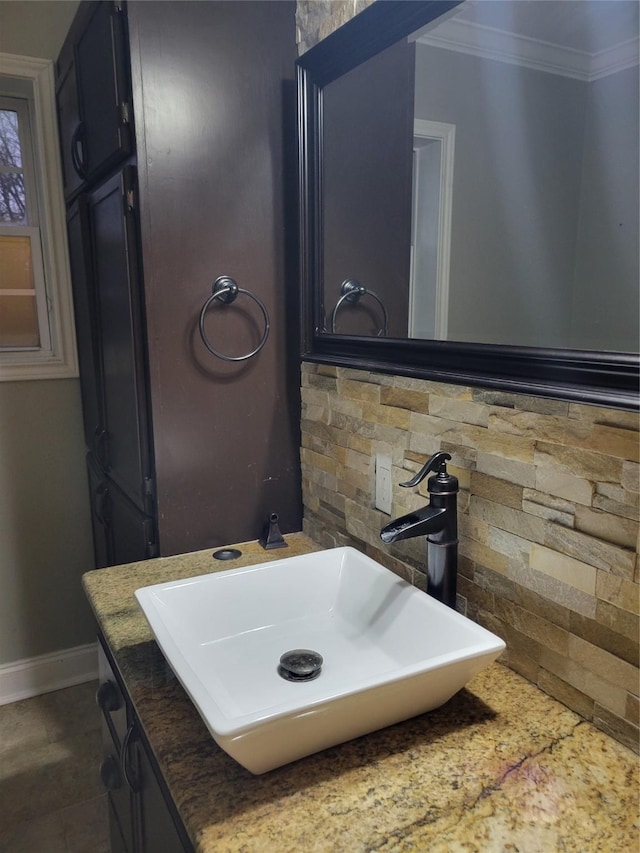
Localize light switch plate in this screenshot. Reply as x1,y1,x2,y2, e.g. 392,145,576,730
375,454,393,514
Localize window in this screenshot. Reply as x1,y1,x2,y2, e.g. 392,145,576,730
0,54,77,380
0,96,50,352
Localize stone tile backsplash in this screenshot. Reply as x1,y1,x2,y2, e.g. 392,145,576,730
296,0,374,53
296,2,639,753
300,364,639,751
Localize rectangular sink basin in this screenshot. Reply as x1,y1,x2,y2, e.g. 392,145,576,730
135,547,505,774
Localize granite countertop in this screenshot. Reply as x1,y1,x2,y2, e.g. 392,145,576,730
83,533,639,852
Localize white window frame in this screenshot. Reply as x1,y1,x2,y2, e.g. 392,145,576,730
0,53,78,381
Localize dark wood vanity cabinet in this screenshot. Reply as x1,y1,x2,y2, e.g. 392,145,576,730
68,167,153,510
135,735,187,853
86,455,110,569
66,162,156,567
87,453,156,568
58,0,301,567
97,636,191,853
56,1,132,201
83,167,153,514
60,1,155,570
66,196,103,453
56,41,84,201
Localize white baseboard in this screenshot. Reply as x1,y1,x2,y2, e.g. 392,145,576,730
0,642,98,705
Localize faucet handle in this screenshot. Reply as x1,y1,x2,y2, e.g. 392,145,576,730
400,452,452,488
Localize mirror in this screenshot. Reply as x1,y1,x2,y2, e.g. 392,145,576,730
297,0,639,409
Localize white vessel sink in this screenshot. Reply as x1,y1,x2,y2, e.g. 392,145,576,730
135,547,505,774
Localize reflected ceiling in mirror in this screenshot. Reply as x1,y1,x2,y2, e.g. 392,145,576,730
320,0,639,352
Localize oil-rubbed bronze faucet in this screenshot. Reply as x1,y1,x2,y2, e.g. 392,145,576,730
380,452,459,608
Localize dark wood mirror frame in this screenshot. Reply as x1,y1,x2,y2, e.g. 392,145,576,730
297,0,639,411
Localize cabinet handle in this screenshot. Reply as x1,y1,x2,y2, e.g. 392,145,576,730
121,723,141,793
102,487,112,527
70,122,87,178
100,754,123,791
94,483,110,528
96,680,121,714
93,428,109,471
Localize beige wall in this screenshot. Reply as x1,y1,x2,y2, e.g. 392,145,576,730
0,381,95,662
0,1,78,59
297,2,639,754
0,0,94,666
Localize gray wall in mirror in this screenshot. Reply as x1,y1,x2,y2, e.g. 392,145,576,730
320,0,639,353
322,39,414,338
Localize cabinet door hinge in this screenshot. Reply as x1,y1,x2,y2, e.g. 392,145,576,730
114,0,124,13
125,188,135,211
119,101,131,126
146,541,159,559
143,476,155,498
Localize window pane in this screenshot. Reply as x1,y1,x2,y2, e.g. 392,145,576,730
0,294,40,347
0,233,33,288
0,234,40,347
0,107,26,223
0,172,27,223
0,109,22,168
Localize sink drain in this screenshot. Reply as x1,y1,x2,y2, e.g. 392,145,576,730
278,649,323,682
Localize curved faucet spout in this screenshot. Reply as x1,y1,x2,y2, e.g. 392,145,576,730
380,505,447,544
380,452,459,608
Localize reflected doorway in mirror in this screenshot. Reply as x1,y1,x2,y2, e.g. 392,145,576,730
409,118,455,340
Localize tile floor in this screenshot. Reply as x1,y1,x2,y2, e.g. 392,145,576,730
0,681,109,853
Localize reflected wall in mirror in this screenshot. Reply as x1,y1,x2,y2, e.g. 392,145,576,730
319,0,639,352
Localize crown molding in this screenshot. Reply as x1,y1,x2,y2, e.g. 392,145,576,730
417,18,639,81
589,36,640,79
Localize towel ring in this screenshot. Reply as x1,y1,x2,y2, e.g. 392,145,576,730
330,279,389,337
199,276,270,362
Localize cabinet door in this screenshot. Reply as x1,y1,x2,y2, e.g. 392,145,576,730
87,453,156,567
57,1,133,198
87,453,110,569
88,167,153,512
56,47,85,199
97,639,136,853
76,1,133,183
135,734,190,853
108,482,157,566
67,198,106,459
101,749,135,853
107,804,131,853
